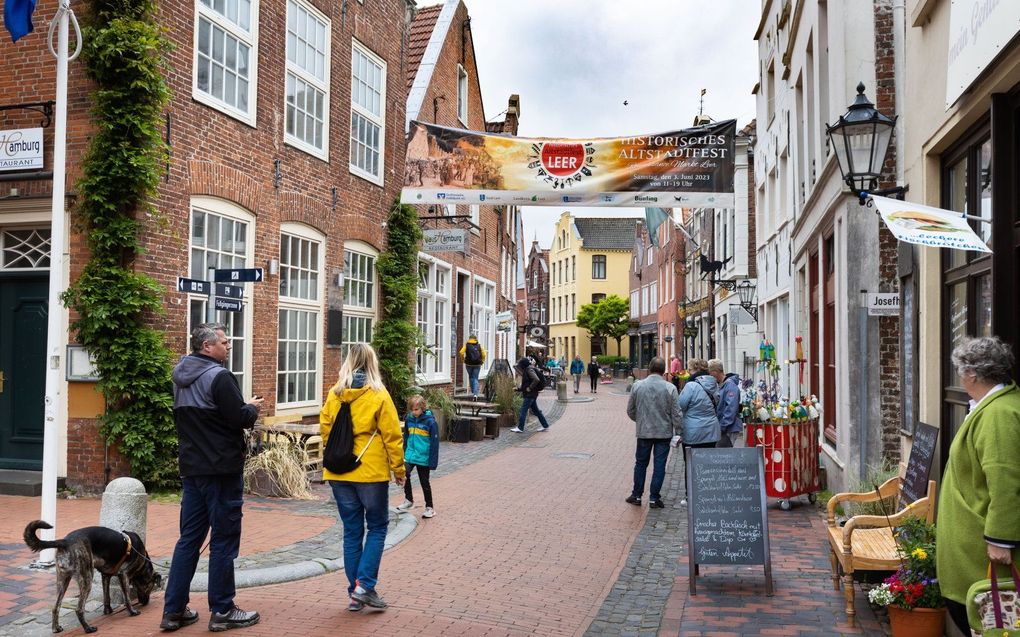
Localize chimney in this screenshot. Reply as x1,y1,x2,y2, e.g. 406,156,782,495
503,94,521,135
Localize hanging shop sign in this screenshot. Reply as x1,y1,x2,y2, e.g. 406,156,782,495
495,310,514,333
871,195,992,253
0,128,44,171
945,0,1020,108
422,228,467,253
401,119,736,208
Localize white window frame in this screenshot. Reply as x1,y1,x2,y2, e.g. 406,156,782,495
192,0,259,125
277,223,324,411
342,240,378,356
415,254,452,384
187,196,255,396
284,0,330,159
472,276,496,376
1,226,51,271
470,204,480,233
349,39,386,185
457,64,468,124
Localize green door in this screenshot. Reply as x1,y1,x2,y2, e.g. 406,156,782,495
0,276,47,469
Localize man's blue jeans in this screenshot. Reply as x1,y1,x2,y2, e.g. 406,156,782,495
631,438,671,502
466,365,481,395
329,481,389,593
164,474,244,615
517,396,549,429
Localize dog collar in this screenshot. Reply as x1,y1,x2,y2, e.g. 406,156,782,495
110,532,133,573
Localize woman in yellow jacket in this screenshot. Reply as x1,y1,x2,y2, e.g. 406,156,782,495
320,344,405,611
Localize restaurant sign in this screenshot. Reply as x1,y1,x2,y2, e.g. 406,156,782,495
0,128,44,171
423,228,467,253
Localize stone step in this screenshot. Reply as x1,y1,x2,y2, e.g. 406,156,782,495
0,470,63,497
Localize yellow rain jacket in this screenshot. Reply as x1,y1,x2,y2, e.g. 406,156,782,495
319,385,405,483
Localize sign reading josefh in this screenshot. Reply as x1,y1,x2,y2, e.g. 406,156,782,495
0,128,44,171
867,293,900,317
422,228,467,253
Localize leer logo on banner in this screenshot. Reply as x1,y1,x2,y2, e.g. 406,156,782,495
0,128,44,171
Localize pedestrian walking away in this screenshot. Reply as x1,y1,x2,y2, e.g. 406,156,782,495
459,333,486,397
570,355,585,394
511,356,550,432
625,357,682,509
162,323,263,633
320,343,406,612
395,394,439,519
587,357,601,393
709,359,743,447
676,358,721,506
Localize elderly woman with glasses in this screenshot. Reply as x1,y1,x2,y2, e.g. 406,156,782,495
937,336,1020,634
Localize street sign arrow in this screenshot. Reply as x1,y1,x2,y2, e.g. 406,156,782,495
215,283,244,299
214,297,243,312
213,268,263,283
177,277,211,294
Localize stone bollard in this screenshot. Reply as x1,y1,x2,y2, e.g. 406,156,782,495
556,379,568,402
95,477,149,608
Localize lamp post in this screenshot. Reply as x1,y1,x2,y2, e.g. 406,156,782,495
825,82,905,205
736,280,758,323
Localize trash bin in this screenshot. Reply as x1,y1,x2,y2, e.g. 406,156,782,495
745,418,821,510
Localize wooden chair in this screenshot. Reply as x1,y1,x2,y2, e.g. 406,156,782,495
825,476,937,626
302,435,323,482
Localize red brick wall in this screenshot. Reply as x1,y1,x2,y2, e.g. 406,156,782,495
65,420,132,492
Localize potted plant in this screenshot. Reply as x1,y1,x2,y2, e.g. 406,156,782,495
867,518,944,637
491,373,520,428
420,386,456,441
243,438,314,499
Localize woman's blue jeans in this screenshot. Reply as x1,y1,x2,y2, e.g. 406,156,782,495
329,480,389,593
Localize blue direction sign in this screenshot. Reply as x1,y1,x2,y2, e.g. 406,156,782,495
214,297,243,312
214,268,263,283
215,283,244,299
177,277,211,294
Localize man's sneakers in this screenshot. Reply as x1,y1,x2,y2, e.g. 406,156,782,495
509,427,524,433
208,606,260,632
423,507,435,518
680,498,688,507
395,499,414,511
537,425,549,432
625,495,641,506
351,585,388,609
649,500,665,509
160,607,199,631
347,598,364,612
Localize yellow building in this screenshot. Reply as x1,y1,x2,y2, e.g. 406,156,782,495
547,212,636,362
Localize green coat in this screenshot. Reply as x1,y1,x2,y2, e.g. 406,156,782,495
936,382,1020,604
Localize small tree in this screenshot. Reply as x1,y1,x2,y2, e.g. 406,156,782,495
577,295,630,356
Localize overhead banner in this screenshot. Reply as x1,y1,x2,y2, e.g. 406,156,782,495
871,195,991,253
401,119,736,208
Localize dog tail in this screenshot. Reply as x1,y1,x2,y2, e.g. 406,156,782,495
23,520,67,552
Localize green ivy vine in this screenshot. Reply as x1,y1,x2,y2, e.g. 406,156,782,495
60,0,178,487
373,199,422,408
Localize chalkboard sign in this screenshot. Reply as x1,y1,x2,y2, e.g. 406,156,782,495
686,447,772,595
900,421,938,505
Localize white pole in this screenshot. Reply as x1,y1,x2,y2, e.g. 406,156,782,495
35,0,75,567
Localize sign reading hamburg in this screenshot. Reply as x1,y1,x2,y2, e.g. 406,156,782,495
400,120,736,208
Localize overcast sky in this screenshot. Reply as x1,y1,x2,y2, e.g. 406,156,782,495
430,0,761,249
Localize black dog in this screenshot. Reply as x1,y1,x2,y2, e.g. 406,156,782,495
24,520,162,634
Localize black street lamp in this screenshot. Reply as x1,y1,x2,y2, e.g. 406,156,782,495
736,280,758,323
826,82,906,205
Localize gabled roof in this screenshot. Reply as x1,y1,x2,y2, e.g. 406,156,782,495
405,1,458,127
406,5,442,92
573,218,639,250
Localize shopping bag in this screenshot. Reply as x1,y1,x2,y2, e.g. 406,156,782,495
967,563,1020,636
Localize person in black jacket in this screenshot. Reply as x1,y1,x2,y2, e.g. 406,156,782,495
587,357,601,394
161,323,263,633
511,357,550,433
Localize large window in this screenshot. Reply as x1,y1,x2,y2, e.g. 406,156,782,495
350,40,386,183
277,225,323,408
592,254,606,279
285,0,329,158
188,199,254,391
472,278,495,373
194,0,257,123
457,64,468,123
343,242,377,355
416,256,451,382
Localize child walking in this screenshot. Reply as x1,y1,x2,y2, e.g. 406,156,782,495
396,395,439,518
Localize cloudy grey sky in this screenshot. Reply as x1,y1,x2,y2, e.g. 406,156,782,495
424,0,760,249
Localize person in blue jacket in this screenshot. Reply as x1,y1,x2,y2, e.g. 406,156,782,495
709,359,743,447
676,358,721,505
569,355,585,394
395,394,439,518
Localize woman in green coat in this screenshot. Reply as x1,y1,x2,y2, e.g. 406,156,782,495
937,336,1020,634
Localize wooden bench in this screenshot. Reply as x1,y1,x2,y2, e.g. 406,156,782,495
825,476,937,626
256,414,322,481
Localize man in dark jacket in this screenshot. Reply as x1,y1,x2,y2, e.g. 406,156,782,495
511,357,550,433
709,359,743,447
162,323,263,633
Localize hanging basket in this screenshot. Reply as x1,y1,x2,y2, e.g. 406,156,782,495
887,606,945,637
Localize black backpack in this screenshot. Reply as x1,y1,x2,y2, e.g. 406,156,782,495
465,342,482,365
323,396,370,474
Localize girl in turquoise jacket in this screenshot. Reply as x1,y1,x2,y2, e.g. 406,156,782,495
396,394,440,518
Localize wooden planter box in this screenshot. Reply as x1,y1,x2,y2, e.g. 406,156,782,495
470,419,485,441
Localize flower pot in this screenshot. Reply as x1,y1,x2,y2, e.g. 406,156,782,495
887,606,945,637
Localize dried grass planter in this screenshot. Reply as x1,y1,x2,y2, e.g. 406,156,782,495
243,441,314,499
886,606,945,637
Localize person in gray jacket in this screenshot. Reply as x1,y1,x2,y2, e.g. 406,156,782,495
677,358,721,505
625,357,682,509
